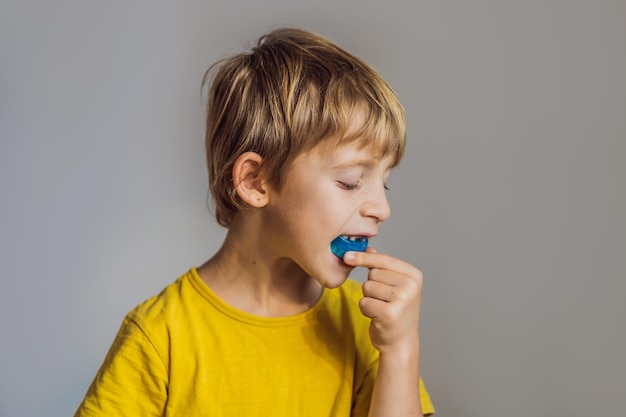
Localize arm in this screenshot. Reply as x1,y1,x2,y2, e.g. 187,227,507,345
74,317,168,417
343,248,424,417
371,343,422,417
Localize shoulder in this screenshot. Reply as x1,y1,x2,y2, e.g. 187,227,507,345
128,272,187,320
322,278,365,316
124,269,201,339
322,278,371,341
113,269,204,362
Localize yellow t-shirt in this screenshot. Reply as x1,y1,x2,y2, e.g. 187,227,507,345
75,268,435,416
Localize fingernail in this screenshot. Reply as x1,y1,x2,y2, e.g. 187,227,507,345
343,252,356,261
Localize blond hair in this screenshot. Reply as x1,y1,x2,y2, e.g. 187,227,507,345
203,28,406,227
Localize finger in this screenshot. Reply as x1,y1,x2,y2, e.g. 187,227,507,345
367,267,406,286
343,250,418,276
358,295,388,320
362,279,396,302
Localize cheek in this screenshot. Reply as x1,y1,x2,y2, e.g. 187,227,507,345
288,195,337,242
272,177,356,242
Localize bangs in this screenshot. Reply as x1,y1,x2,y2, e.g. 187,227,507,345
333,100,405,167
299,76,406,167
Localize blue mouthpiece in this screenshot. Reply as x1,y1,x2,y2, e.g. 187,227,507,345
330,235,368,258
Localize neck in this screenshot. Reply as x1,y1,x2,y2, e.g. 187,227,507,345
197,215,323,317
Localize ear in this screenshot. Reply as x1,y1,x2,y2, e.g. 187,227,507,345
232,152,269,208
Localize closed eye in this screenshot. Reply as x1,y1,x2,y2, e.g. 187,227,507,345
337,181,359,190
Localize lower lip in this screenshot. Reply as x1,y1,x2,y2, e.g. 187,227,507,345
331,252,351,267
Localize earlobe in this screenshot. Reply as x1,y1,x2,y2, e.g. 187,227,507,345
232,152,269,208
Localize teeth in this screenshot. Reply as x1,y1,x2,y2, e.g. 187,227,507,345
341,235,363,242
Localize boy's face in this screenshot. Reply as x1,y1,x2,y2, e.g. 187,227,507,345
261,139,394,288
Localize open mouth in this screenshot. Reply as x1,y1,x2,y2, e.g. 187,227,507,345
330,235,368,258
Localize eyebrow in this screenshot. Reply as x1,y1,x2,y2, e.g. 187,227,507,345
329,158,393,171
330,159,375,169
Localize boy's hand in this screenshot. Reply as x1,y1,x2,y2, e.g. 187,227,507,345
343,247,423,354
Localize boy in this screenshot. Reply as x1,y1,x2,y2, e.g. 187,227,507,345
75,28,435,416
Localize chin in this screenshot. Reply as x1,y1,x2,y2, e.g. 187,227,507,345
323,278,349,289
305,252,353,288
320,263,353,289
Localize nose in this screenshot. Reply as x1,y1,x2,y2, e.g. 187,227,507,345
360,185,391,223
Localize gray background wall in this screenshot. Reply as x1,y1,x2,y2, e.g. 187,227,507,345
1,1,624,416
